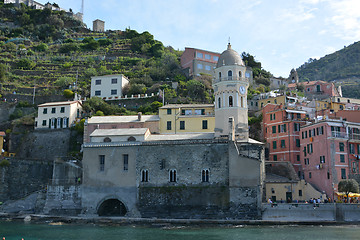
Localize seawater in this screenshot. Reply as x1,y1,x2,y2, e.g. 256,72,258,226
0,221,360,240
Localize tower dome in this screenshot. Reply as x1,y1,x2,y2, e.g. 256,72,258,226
216,43,244,68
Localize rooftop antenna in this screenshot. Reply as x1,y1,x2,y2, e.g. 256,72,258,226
228,37,230,44
81,0,84,15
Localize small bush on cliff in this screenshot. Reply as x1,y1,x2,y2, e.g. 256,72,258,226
0,159,10,167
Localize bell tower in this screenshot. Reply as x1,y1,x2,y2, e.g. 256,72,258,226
213,43,251,141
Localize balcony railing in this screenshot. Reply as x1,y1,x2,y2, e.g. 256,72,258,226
349,133,360,141
213,77,249,83
331,131,348,138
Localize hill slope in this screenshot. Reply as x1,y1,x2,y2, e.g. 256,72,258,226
296,41,360,98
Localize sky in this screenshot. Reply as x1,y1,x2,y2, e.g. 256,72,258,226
52,0,360,78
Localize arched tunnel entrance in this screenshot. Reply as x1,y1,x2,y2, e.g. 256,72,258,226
97,199,127,216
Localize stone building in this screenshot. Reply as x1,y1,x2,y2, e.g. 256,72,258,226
81,44,265,219
93,19,105,32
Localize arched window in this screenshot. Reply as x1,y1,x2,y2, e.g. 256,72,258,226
169,169,177,182
219,72,222,80
103,137,112,142
218,97,221,108
141,169,149,182
229,96,233,107
241,97,244,108
127,136,136,141
202,169,209,182
239,71,242,78
228,70,232,80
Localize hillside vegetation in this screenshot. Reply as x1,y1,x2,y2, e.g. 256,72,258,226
296,41,360,98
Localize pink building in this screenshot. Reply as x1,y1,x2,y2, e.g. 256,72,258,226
300,119,351,198
288,80,341,100
180,48,220,77
262,104,307,172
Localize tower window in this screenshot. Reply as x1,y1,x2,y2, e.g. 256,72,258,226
219,72,221,79
218,97,221,108
228,70,232,80
202,169,210,182
169,170,177,182
141,169,149,182
239,71,242,78
229,96,233,107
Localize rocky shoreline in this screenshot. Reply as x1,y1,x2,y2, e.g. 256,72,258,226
1,213,358,227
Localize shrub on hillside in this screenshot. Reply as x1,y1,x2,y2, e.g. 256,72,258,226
16,59,36,70
63,89,74,99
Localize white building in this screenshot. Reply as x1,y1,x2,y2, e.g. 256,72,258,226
35,100,83,129
90,74,129,100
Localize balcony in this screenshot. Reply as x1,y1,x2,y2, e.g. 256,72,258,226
349,133,360,141
331,131,348,139
213,77,249,84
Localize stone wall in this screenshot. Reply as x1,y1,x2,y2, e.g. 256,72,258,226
0,158,53,202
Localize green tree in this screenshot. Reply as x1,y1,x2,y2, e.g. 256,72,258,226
63,89,74,99
34,43,48,52
150,101,163,112
338,179,359,202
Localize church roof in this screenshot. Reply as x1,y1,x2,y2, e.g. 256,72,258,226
216,43,244,68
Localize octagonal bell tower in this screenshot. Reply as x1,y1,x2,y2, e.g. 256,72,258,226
213,43,251,141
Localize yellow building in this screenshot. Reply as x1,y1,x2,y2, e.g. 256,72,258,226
0,131,5,154
159,104,215,134
314,100,329,111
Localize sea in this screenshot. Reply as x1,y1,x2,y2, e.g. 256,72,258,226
0,221,359,240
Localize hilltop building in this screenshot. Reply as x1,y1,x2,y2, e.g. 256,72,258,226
93,19,105,32
288,80,341,100
90,74,129,100
80,44,265,219
180,47,220,77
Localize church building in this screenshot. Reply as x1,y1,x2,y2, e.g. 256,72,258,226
80,44,265,219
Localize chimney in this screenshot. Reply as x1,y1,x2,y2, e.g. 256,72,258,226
228,117,235,141
138,112,142,121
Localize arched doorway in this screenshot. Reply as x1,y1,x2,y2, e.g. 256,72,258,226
97,199,127,216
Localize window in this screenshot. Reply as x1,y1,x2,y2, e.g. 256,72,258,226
305,131,308,138
352,162,357,173
309,129,312,137
309,172,312,178
304,146,307,157
304,158,309,165
320,156,325,163
294,123,300,132
180,121,185,130
111,78,117,84
297,155,300,161
281,140,286,148
43,108,47,114
99,155,105,171
316,85,321,92
205,54,211,60
111,89,117,95
358,144,360,154
197,52,203,58
213,56,219,61
340,154,345,163
197,63,203,69
219,72,221,79
202,169,209,182
103,137,111,142
202,120,208,129
341,168,346,179
218,97,221,108
239,71,242,78
273,141,277,149
95,90,101,96
316,127,319,135
42,120,47,126
302,131,304,139
229,96,233,107
63,117,68,128
228,70,232,80
270,114,273,121
60,107,65,113
296,139,300,147
167,121,171,130
339,142,345,152
169,169,177,182
299,190,303,197
272,126,276,133
123,154,129,171
327,172,330,179
51,107,56,114
297,113,301,119
95,79,101,85
141,169,149,182
273,155,277,161
167,109,171,115
205,65,211,71
350,144,355,154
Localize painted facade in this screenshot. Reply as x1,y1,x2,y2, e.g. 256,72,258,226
159,104,215,134
90,74,129,100
180,48,220,77
287,80,341,100
262,104,307,172
35,100,82,130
